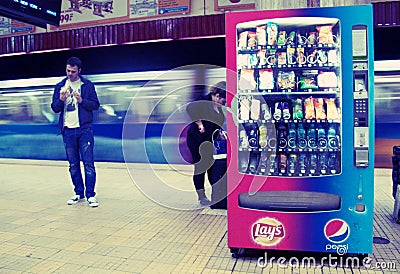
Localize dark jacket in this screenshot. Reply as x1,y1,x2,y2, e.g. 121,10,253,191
186,93,225,142
51,75,100,130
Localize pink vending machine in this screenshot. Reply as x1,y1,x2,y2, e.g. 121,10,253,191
226,5,374,255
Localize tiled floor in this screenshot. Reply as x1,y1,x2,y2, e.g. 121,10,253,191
0,159,399,273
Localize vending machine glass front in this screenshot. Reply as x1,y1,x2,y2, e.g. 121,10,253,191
236,17,342,178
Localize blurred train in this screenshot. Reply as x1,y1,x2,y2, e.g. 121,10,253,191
0,65,225,164
0,60,399,167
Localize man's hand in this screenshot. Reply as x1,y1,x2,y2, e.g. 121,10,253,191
72,92,82,103
60,86,70,102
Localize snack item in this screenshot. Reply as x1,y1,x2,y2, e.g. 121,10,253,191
307,32,317,45
298,70,318,90
247,31,257,47
296,32,307,45
304,97,316,119
325,98,340,120
256,25,267,46
239,69,257,90
239,97,250,121
277,71,295,90
277,31,286,45
258,69,274,90
266,49,277,66
317,50,328,64
257,49,267,66
317,71,337,88
327,49,338,64
238,31,248,48
307,49,318,65
317,25,334,44
313,98,327,120
248,53,258,67
287,47,296,65
250,98,260,120
237,54,248,67
286,31,296,46
277,52,287,65
267,22,278,46
292,98,303,120
297,47,306,65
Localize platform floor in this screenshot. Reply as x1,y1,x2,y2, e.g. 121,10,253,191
0,158,399,273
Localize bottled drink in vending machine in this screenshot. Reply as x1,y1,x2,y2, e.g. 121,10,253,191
288,123,297,149
279,154,287,173
259,152,268,174
327,125,339,149
248,152,260,173
261,103,271,120
269,154,277,173
288,154,297,174
319,153,328,174
278,122,288,149
239,129,248,149
239,153,249,173
328,152,338,174
307,123,317,149
317,124,327,149
309,153,317,174
259,125,268,148
297,123,307,149
247,123,259,149
299,153,307,174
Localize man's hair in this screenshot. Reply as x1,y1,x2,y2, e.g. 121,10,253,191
209,81,226,99
66,57,82,70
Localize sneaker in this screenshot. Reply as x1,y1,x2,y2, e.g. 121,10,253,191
87,197,99,207
67,195,84,205
199,198,212,207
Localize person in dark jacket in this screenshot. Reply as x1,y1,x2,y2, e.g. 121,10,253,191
186,81,226,206
51,57,100,207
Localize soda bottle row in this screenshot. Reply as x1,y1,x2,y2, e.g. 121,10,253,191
239,151,340,176
239,121,340,151
238,96,340,122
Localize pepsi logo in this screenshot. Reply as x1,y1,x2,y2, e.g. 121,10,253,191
324,219,350,243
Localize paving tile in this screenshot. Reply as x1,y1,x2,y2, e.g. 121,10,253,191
27,260,65,273
51,263,89,273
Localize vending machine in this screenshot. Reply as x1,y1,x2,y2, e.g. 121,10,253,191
225,5,374,255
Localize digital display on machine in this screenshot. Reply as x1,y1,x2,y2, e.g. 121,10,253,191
0,0,62,28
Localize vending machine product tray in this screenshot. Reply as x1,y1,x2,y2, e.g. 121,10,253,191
238,191,341,212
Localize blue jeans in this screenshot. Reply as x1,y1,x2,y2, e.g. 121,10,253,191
62,127,96,199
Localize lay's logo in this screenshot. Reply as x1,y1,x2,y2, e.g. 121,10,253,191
251,218,285,246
